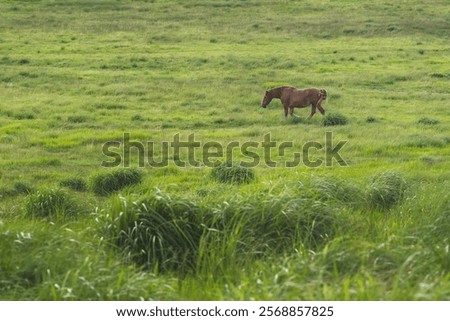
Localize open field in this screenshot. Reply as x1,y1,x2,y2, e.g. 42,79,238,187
0,0,449,300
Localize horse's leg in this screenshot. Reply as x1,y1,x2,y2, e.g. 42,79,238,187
290,107,299,118
317,104,325,115
289,107,295,117
307,105,316,119
316,96,325,115
284,106,289,117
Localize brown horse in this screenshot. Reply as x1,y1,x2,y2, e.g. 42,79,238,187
261,86,327,119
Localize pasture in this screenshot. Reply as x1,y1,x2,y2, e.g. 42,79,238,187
0,0,449,300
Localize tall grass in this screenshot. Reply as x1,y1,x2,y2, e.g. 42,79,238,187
24,188,80,219
100,188,336,273
0,221,177,300
100,192,203,272
308,176,365,207
366,171,407,210
0,181,34,197
180,181,450,300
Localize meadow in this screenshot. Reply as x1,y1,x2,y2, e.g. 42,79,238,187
0,0,449,300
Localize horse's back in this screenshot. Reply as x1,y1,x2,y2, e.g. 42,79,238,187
291,87,321,107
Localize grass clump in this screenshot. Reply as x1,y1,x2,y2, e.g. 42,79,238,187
25,188,79,219
13,181,34,195
430,73,448,79
0,181,34,197
418,117,439,125
308,176,364,207
102,192,203,272
14,112,35,120
131,114,147,121
322,113,348,126
101,190,336,273
67,115,88,123
59,177,87,192
404,136,445,148
90,168,143,196
210,162,255,184
366,171,407,210
95,103,126,110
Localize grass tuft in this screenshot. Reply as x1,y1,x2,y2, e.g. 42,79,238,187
25,188,79,219
131,115,147,121
366,171,407,210
14,112,35,120
67,115,88,123
90,168,143,196
95,103,126,110
13,181,34,195
418,117,439,125
308,176,364,207
59,177,88,192
102,192,202,272
430,73,448,79
322,113,348,126
210,162,255,184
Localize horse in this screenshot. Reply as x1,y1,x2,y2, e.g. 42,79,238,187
261,86,327,119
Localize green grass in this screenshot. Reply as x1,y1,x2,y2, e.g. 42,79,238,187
24,188,81,219
0,0,449,300
418,117,440,125
90,168,144,196
210,162,256,184
102,192,203,273
366,171,407,210
59,177,88,192
322,112,349,126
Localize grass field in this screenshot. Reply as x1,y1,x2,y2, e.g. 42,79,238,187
0,0,449,300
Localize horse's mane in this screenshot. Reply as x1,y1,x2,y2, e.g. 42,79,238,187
267,86,293,91
267,86,296,96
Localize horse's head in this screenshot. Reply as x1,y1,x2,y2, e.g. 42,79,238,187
261,90,272,108
319,89,328,100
